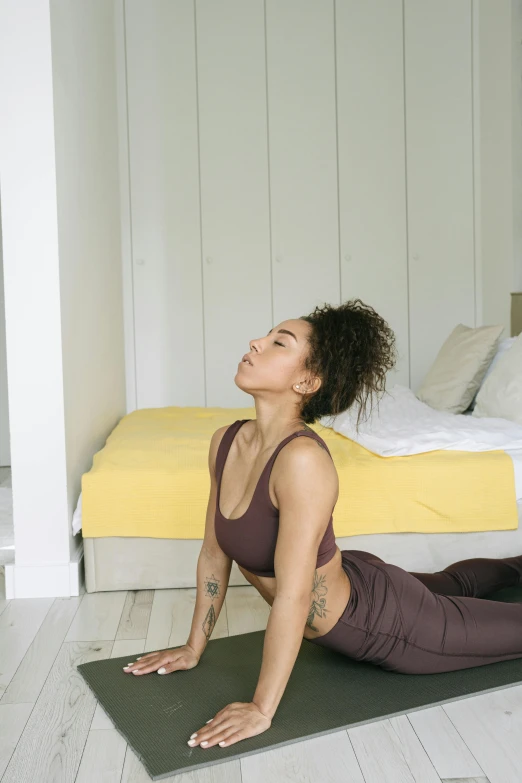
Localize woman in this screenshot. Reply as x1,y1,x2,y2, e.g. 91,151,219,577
123,299,522,751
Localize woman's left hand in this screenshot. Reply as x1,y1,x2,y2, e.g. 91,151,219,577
187,701,272,749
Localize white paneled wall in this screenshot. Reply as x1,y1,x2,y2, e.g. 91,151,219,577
125,0,204,407
122,0,484,410
0,203,9,466
336,0,409,385
265,1,340,322
197,0,272,404
405,0,476,389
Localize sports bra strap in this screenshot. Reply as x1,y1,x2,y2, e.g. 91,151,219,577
215,419,248,484
295,429,334,460
216,420,333,481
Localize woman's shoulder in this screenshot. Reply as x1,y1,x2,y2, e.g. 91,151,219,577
273,431,339,508
299,426,332,455
278,428,335,470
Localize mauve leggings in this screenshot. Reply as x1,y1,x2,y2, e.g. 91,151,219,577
308,549,522,674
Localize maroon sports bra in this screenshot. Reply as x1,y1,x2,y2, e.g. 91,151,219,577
214,419,337,577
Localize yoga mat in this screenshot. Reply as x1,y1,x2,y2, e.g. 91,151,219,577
77,585,522,781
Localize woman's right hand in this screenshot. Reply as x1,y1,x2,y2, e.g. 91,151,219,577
123,643,201,675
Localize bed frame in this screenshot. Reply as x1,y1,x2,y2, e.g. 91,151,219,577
83,505,522,592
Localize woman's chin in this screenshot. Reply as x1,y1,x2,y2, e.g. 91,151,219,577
234,373,247,390
234,372,255,393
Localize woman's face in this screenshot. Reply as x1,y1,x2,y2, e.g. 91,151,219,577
235,318,315,396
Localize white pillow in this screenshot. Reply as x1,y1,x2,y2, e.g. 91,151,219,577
468,336,517,410
417,323,504,414
472,333,522,424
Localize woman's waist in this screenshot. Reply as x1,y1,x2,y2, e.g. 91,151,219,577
302,551,352,640
312,550,407,642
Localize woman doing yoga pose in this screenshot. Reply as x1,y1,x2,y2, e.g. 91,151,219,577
123,299,522,751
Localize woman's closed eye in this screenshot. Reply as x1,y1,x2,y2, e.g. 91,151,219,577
274,341,285,347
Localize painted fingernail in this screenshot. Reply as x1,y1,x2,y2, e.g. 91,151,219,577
137,657,142,660
206,719,213,724
200,741,208,747
158,667,166,674
123,666,129,670
187,740,195,746
219,741,226,747
190,733,197,739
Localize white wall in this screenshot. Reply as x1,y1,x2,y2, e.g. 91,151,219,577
121,0,519,407
0,0,125,598
513,0,522,293
119,0,420,407
478,1,517,329
0,199,10,467
49,0,127,563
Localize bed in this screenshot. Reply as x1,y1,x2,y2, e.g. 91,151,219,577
78,325,522,594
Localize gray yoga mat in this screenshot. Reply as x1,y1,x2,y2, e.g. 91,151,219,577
77,584,522,781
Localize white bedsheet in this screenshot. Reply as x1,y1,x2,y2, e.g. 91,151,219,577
321,384,522,455
320,384,522,499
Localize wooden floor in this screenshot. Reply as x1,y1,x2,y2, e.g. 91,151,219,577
1,480,522,779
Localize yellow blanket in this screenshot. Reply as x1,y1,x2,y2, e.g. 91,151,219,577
81,406,519,538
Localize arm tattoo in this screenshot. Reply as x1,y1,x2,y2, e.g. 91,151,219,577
305,570,330,632
202,604,216,640
204,573,221,599
201,573,220,641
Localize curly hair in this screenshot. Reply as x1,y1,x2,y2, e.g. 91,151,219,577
298,299,397,427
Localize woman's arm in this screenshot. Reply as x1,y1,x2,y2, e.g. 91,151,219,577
186,426,233,657
252,593,310,718
252,438,338,718
186,548,232,657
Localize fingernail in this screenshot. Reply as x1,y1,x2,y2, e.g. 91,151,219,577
158,667,166,674
190,733,197,739
123,666,129,670
137,656,142,660
206,719,213,724
200,741,208,747
219,741,226,747
188,740,195,746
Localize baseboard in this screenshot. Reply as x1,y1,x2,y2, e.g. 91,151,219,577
4,538,84,599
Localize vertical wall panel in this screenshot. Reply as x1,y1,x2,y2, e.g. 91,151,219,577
266,0,340,321
126,0,203,408
336,0,410,387
479,0,515,332
405,0,475,390
0,209,9,465
196,0,271,405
